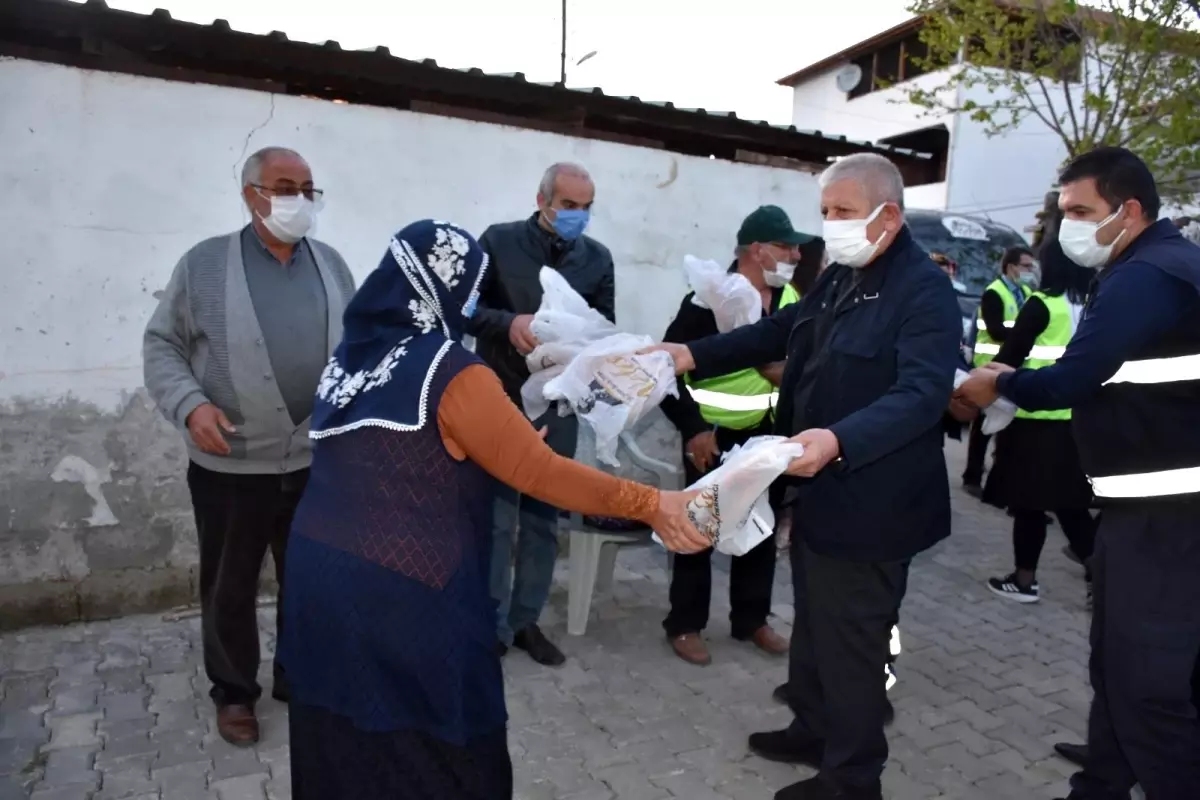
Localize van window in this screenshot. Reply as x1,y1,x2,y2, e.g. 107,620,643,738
907,214,1029,297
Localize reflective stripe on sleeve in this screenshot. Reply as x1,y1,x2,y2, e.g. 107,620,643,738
686,386,777,411
1103,353,1200,386
1090,466,1200,499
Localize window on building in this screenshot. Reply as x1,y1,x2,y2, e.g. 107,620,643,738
844,31,954,100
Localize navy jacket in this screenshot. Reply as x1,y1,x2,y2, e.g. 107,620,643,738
688,226,962,562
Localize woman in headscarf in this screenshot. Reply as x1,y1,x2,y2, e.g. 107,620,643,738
982,236,1096,606
279,220,708,800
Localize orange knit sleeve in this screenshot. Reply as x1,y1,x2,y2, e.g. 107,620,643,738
437,365,659,522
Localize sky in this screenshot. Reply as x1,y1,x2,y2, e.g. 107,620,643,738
102,0,914,124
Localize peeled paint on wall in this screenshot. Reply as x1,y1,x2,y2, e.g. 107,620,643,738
0,392,209,629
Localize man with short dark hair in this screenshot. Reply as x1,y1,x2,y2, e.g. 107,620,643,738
959,146,1200,799
469,162,614,667
144,147,356,746
962,245,1038,494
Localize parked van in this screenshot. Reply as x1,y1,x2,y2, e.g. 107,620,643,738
906,209,1031,354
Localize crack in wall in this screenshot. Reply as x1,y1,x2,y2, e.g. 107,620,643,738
230,92,278,190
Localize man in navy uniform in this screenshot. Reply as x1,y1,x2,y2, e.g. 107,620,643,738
959,146,1200,800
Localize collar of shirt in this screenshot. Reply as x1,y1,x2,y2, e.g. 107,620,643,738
525,212,575,259
243,223,307,267
1109,218,1186,270
999,274,1026,308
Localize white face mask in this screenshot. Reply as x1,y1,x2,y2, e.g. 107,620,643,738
823,204,887,268
763,259,796,288
1059,210,1125,269
257,192,316,244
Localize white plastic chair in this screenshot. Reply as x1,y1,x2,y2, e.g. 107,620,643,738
564,412,682,636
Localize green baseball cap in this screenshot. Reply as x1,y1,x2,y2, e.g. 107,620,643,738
736,205,815,247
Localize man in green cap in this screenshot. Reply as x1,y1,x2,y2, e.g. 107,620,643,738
657,204,814,666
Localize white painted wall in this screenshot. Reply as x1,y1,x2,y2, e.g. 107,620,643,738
789,68,954,143
943,75,1069,233
788,61,1063,234
0,58,823,411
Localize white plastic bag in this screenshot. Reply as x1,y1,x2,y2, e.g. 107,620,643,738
954,369,1017,435
543,333,678,467
522,268,618,420
654,436,805,556
683,255,762,333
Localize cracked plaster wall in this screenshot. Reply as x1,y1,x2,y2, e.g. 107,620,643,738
0,57,820,629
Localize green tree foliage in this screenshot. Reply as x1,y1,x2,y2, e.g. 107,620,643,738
904,0,1200,202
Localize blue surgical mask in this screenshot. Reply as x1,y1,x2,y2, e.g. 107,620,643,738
550,209,590,241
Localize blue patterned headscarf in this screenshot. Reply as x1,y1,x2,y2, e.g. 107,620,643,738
310,219,488,438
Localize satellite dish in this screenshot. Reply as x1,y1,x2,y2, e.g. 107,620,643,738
835,64,863,93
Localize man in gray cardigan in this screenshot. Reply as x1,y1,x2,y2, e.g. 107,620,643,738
143,147,355,746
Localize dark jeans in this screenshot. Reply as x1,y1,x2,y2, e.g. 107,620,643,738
489,410,578,645
663,420,777,639
1013,509,1096,573
786,542,909,791
188,462,309,707
962,416,990,486
1068,504,1200,800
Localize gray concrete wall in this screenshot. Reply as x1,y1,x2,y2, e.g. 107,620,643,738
0,392,202,629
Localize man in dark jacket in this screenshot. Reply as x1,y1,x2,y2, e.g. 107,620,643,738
651,153,961,800
467,162,615,667
657,205,809,667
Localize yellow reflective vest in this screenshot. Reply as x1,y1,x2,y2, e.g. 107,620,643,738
1014,292,1078,421
685,284,801,430
973,279,1032,367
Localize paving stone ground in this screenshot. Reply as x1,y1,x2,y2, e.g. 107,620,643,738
1,441,1099,800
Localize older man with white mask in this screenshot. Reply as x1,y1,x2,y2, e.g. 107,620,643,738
143,146,355,747
649,153,962,800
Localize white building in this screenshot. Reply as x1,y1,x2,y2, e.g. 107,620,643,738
778,18,1071,236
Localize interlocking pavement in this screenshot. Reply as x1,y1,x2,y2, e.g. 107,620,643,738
1,441,1098,799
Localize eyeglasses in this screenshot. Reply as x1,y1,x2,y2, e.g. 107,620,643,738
252,184,324,201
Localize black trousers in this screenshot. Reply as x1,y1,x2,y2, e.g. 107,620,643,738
1068,504,1200,800
962,416,990,486
188,462,309,707
663,420,777,639
1013,509,1096,573
786,542,909,792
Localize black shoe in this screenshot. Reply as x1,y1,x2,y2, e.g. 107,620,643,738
963,482,983,499
513,625,565,667
748,730,823,768
775,775,882,799
496,641,509,658
1053,741,1088,767
987,572,1040,603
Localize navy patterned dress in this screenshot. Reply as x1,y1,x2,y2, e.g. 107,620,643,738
280,345,510,799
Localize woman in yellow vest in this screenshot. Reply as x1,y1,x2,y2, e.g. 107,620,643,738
658,205,808,667
962,247,1037,495
981,240,1096,605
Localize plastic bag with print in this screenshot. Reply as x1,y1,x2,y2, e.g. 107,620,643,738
541,332,678,467
521,267,618,420
654,436,805,557
683,255,762,333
